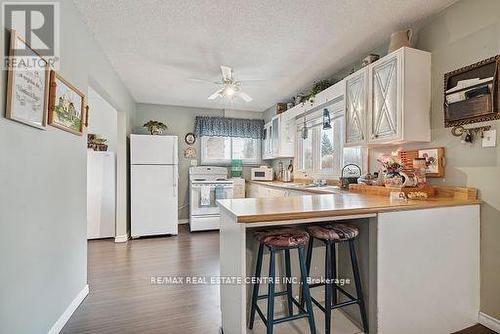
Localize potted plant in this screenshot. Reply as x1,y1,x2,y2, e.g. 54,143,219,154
143,120,168,135
87,134,108,151
93,137,108,151
302,80,331,105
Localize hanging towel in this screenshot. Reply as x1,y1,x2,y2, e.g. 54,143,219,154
215,185,225,200
200,186,211,206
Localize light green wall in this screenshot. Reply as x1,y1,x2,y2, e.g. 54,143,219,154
0,1,135,333
369,0,500,318
133,103,263,219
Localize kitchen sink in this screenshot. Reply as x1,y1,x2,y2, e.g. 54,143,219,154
280,183,341,192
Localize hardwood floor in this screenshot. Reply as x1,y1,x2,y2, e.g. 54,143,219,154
62,224,221,334
453,324,498,334
63,224,497,334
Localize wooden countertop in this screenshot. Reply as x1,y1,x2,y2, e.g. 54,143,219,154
217,192,480,224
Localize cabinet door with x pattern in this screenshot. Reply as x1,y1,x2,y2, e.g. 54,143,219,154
368,50,402,143
345,68,368,146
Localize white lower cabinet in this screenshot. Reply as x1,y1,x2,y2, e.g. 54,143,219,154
246,183,307,198
246,183,260,198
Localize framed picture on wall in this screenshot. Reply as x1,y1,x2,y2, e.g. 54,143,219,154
5,29,50,129
48,71,86,135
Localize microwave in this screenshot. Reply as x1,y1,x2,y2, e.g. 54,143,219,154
251,166,273,181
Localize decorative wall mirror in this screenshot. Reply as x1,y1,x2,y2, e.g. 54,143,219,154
443,55,500,127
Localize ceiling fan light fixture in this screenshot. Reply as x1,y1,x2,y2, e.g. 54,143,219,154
203,66,254,102
223,86,236,97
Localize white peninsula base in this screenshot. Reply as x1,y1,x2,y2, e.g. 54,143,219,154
219,205,480,334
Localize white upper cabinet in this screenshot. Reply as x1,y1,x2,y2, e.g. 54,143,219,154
279,111,296,158
345,68,368,146
369,52,400,141
262,122,273,160
263,113,296,160
262,80,346,160
263,103,304,160
271,116,280,155
367,47,431,144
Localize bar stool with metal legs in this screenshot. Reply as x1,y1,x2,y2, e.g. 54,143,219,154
248,227,316,334
303,223,368,334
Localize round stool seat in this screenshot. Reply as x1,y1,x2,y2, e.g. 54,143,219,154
255,228,309,248
306,223,359,241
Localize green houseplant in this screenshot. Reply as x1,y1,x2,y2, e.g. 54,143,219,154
302,80,331,105
143,120,168,135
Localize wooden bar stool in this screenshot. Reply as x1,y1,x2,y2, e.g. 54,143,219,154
249,227,316,334
304,223,368,334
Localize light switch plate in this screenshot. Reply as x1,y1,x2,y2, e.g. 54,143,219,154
482,130,496,148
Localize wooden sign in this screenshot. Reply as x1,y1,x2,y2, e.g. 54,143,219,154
398,147,445,178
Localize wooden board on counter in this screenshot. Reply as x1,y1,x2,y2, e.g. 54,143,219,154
349,184,478,200
349,184,436,197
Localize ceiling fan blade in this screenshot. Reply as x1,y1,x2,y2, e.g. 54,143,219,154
189,78,222,84
238,79,266,83
208,88,223,100
220,65,232,81
238,91,253,102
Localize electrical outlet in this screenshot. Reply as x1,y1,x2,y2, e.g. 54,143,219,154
482,129,496,148
190,159,198,166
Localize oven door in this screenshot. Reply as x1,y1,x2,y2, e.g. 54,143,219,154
190,182,233,216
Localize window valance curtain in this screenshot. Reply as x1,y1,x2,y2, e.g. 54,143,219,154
195,116,265,140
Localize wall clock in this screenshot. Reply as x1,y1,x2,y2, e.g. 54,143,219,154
185,132,196,145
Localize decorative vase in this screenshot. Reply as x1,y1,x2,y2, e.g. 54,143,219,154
388,28,413,53
384,172,404,187
95,143,108,151
150,127,162,135
294,95,302,105
401,171,417,187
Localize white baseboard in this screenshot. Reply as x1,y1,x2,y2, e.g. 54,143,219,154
114,234,129,243
178,219,189,225
479,312,500,333
48,284,89,334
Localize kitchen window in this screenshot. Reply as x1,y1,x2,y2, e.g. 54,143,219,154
296,104,364,177
201,136,261,166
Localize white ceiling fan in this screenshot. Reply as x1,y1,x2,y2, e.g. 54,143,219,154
190,65,254,102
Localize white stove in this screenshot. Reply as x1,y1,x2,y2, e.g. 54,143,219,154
189,166,233,231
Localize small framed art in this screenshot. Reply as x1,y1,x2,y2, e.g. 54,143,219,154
48,71,86,135
6,29,50,129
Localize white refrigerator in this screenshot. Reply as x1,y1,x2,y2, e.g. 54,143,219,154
131,134,178,237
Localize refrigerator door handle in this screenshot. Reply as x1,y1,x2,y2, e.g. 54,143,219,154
172,140,177,165
173,165,177,197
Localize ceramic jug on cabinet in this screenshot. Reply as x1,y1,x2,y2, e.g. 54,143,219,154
388,28,413,52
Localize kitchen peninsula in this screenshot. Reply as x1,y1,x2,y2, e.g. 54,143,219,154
217,189,480,334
